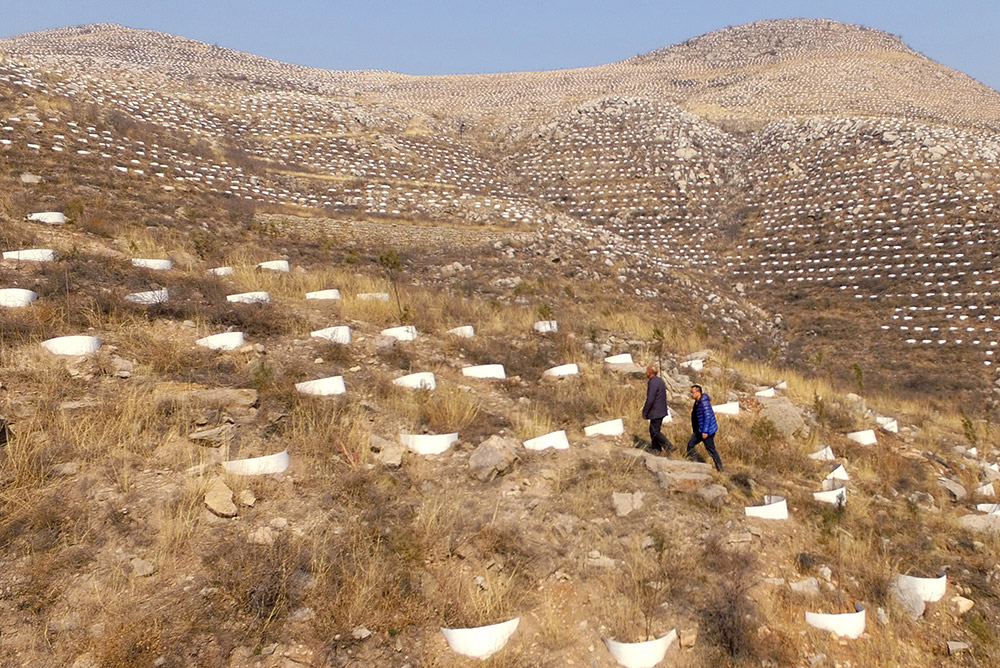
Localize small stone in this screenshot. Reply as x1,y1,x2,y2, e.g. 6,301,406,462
807,653,827,667
953,595,974,615
890,577,925,620
679,627,697,648
352,626,372,640
469,435,520,482
204,478,237,518
270,517,289,529
51,462,80,476
612,491,645,517
937,478,967,501
697,483,728,506
790,577,820,596
249,526,275,545
130,557,156,577
818,566,833,581
238,488,256,506
947,641,970,655
876,607,889,625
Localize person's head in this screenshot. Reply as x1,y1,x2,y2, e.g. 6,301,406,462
690,385,703,400
646,364,658,378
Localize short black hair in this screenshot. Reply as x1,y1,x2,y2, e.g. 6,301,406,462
691,384,703,393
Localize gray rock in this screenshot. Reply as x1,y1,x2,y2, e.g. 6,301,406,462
890,577,926,620
959,513,1000,533
759,396,808,438
612,491,645,517
937,478,967,501
469,435,520,482
20,172,43,184
204,478,237,518
130,558,156,577
807,653,827,667
876,607,889,625
188,424,235,445
371,434,404,468
790,577,820,596
249,526,276,545
947,641,970,655
697,484,729,506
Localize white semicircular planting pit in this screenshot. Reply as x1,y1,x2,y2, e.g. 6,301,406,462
543,363,579,378
808,445,836,461
584,418,625,437
295,376,346,396
976,502,1000,514
40,335,102,356
132,258,173,271
208,266,234,276
715,401,740,415
894,572,947,603
441,617,520,660
393,372,436,390
227,291,270,304
813,480,847,506
755,387,776,398
311,326,351,345
524,430,570,451
27,211,66,225
222,450,290,476
196,331,245,351
604,353,634,365
533,320,557,334
382,325,418,342
846,429,877,445
805,603,866,639
257,260,289,272
744,495,788,520
305,289,341,300
0,288,38,307
775,380,788,390
604,628,677,668
462,364,506,380
124,288,169,305
446,325,475,338
3,248,57,262
825,464,850,481
400,432,458,456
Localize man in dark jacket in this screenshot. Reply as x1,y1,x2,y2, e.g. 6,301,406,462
642,365,673,453
687,384,723,471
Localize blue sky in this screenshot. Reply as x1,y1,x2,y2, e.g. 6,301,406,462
2,1,998,91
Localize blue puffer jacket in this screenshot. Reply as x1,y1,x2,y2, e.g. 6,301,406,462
693,393,718,436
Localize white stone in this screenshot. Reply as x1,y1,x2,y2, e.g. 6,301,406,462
0,288,38,307
226,291,270,304
679,359,704,372
222,449,290,475
846,429,877,446
604,353,634,365
124,289,169,305
131,258,172,271
41,335,101,356
441,617,520,660
381,325,418,342
462,364,506,379
295,376,346,396
804,603,866,639
393,372,436,390
533,320,558,333
400,432,458,456
311,326,351,344
207,266,234,276
305,289,341,300
196,332,244,351
257,260,289,272
543,363,579,378
27,211,65,225
875,416,899,433
744,495,788,520
523,430,570,451
584,418,625,437
2,248,56,262
604,629,677,668
446,325,475,338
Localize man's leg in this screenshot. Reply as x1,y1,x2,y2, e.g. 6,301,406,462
686,434,705,463
649,418,668,451
703,434,723,471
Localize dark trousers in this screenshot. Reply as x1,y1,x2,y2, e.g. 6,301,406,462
687,432,723,471
648,418,673,452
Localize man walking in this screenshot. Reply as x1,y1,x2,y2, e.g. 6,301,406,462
642,365,673,453
687,385,723,471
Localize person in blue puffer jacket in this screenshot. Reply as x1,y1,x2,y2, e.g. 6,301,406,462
687,384,723,471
